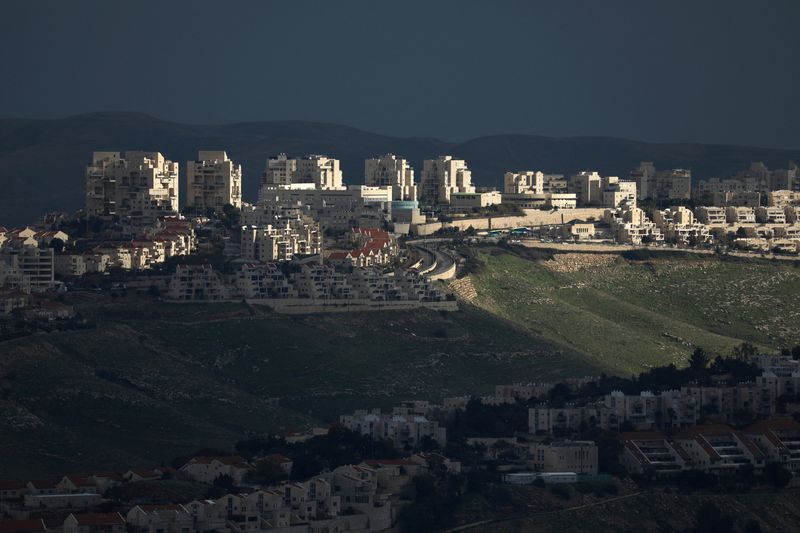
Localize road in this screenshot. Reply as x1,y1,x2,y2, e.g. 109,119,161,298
409,241,457,279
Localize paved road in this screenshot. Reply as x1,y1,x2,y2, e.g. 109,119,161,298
409,242,457,278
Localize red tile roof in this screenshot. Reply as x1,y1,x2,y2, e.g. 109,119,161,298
137,504,185,513
28,479,59,489
0,480,25,491
0,519,47,533
70,513,124,526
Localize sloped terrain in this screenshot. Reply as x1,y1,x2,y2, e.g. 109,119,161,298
464,249,800,375
0,298,594,477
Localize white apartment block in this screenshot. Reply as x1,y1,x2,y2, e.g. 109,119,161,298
569,171,603,206
755,206,787,224
530,440,598,475
419,156,475,205
768,190,800,208
0,242,54,293
364,154,417,201
251,185,392,231
167,264,231,301
602,177,637,208
450,191,502,209
241,223,321,263
629,162,692,201
261,153,297,186
186,151,242,213
261,154,343,189
340,409,447,450
695,206,726,226
725,206,756,224
86,151,179,233
504,171,544,194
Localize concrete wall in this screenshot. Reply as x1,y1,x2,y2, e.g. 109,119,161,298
411,208,606,236
247,298,458,314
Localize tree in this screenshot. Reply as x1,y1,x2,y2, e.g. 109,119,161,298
760,463,791,489
792,345,800,360
690,348,708,371
694,502,733,533
743,519,763,533
213,474,234,490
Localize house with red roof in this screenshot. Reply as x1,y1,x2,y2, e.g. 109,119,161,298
0,480,28,500
125,504,192,533
744,418,800,472
673,424,766,473
63,513,125,533
0,519,47,533
56,475,97,494
121,469,162,483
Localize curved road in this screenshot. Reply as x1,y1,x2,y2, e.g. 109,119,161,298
409,242,457,278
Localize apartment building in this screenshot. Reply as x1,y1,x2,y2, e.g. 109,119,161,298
364,154,417,201
167,264,232,301
755,206,787,224
180,456,252,485
241,222,321,263
630,162,692,201
125,504,193,533
768,190,800,208
237,263,296,299
340,408,447,450
653,207,711,245
85,151,179,233
419,156,475,205
186,151,242,213
450,191,503,209
605,207,664,244
0,240,54,293
530,440,598,475
602,177,637,209
725,206,756,224
619,432,692,475
261,153,297,186
250,185,392,231
261,154,343,190
695,206,726,226
569,171,603,206
674,425,766,474
504,171,544,194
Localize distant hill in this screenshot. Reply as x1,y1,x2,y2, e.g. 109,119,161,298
1,111,799,226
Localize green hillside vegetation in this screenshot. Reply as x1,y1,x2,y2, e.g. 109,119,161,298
0,297,596,478
464,248,800,375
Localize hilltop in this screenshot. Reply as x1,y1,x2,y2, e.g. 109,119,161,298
2,112,800,225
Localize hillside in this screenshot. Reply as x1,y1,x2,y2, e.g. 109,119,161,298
2,112,800,225
0,297,594,478
457,248,800,375
2,251,800,477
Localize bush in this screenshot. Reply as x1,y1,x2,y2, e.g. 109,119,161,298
548,484,571,500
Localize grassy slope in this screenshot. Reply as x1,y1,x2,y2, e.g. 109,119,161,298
466,249,800,375
482,490,800,533
0,297,596,478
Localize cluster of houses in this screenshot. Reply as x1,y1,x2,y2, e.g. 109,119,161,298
166,261,448,306
0,450,463,532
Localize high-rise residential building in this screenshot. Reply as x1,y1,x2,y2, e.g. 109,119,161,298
262,153,298,187
364,154,417,201
602,177,637,208
261,154,344,190
630,162,692,201
419,156,475,205
569,171,603,206
504,171,544,194
86,151,179,231
186,151,242,213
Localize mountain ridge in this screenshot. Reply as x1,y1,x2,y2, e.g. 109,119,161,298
1,111,799,226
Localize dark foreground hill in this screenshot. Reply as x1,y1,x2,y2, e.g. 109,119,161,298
2,111,800,225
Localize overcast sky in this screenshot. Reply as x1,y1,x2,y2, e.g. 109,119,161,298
2,0,799,148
